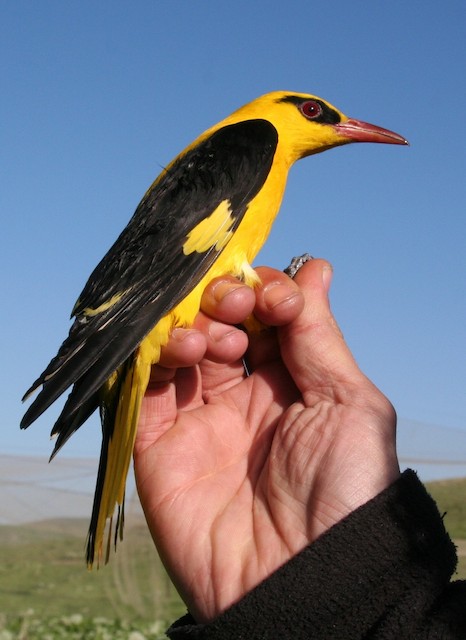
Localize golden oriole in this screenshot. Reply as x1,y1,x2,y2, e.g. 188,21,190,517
21,91,408,566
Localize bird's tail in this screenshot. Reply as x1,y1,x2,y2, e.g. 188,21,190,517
86,352,151,568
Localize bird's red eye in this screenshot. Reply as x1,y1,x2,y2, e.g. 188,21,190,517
300,100,323,120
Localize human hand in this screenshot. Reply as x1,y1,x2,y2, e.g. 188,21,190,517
133,259,400,622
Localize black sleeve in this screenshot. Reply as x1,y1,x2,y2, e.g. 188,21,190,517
167,470,466,639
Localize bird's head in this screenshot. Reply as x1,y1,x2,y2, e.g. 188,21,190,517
225,91,408,165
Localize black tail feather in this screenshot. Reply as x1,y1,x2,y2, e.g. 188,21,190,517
86,421,111,567
49,390,100,461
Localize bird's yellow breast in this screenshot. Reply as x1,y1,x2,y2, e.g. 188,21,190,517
140,145,290,366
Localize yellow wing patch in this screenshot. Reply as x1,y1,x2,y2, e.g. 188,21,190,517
82,292,125,317
183,200,235,255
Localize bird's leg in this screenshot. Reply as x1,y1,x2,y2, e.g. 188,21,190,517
240,253,314,376
283,253,314,279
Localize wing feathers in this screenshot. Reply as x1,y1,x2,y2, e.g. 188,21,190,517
22,119,278,438
49,391,100,459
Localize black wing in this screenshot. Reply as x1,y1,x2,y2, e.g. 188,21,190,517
21,119,278,429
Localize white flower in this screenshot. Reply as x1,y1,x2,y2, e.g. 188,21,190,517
67,613,83,625
128,632,147,640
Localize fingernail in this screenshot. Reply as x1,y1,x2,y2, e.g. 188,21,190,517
208,322,238,342
211,280,247,302
171,327,200,342
322,265,333,292
263,282,300,310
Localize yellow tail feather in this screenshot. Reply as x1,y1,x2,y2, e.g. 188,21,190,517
87,352,151,567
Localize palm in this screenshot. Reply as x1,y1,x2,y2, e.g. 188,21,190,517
134,262,399,621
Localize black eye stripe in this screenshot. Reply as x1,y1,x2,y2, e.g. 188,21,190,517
278,95,341,125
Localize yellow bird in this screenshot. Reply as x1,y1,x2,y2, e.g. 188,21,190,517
21,91,408,566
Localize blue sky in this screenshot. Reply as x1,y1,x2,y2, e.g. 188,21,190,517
1,1,465,480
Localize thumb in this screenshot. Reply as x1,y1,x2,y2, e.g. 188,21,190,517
278,259,366,402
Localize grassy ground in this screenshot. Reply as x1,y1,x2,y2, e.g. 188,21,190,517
1,476,464,637
426,476,466,580
0,517,184,636
426,476,466,539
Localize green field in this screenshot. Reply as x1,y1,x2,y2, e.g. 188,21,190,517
0,517,184,638
1,476,465,638
426,476,466,539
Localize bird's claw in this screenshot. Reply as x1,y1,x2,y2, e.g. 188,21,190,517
283,253,314,279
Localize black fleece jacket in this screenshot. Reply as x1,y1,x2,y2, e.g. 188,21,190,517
167,470,466,639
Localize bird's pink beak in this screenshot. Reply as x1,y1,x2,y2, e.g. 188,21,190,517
334,118,409,146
